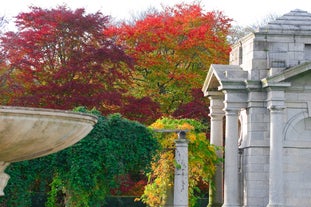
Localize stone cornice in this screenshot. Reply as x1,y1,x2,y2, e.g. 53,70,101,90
261,80,291,89
206,91,224,99
262,62,311,85
245,80,263,92
218,80,247,91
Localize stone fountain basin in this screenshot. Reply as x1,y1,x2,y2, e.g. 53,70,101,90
0,106,98,163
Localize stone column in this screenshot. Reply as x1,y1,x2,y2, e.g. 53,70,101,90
174,131,189,207
208,92,224,207
205,82,246,207
262,82,289,207
266,88,286,207
266,106,284,207
222,108,240,207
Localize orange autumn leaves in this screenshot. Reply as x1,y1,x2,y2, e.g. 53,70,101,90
105,3,232,115
0,3,232,124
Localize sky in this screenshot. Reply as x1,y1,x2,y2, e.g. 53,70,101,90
0,0,311,28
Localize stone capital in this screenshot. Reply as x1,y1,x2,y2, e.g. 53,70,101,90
224,108,240,116
268,105,285,112
210,113,225,121
223,91,247,111
206,91,224,100
209,93,225,118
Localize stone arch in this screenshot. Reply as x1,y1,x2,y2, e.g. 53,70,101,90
283,111,311,205
283,111,311,147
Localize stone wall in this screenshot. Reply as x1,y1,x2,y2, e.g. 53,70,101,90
283,147,311,206
241,147,269,207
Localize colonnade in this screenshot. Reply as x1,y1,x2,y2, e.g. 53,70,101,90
207,85,287,207
208,91,242,207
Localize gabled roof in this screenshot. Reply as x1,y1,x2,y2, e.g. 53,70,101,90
258,9,311,34
202,64,248,96
262,62,311,87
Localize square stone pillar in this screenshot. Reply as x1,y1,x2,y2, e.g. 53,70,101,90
266,105,285,207
222,108,240,207
208,92,225,207
221,90,247,207
263,83,289,207
174,131,189,207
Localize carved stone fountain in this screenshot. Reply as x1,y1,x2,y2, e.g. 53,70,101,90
0,106,98,195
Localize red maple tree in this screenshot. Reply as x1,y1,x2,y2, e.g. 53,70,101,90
105,3,232,119
121,96,162,125
0,6,133,114
172,88,210,122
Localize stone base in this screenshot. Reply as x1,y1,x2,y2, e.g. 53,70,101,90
222,204,240,207
266,204,283,207
207,203,223,207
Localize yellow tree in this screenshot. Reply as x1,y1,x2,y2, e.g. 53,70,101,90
140,117,221,207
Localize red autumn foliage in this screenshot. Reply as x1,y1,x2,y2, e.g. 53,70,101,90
172,88,210,122
0,3,232,124
105,3,232,118
110,174,147,196
121,96,162,125
0,6,133,114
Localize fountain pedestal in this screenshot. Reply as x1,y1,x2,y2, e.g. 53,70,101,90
0,162,9,196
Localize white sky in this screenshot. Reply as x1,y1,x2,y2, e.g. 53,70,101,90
0,0,311,27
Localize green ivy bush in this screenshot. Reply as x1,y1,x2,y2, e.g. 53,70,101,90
0,107,159,207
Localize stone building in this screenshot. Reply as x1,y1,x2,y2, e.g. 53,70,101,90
202,9,311,207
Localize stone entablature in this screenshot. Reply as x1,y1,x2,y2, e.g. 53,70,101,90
202,9,311,207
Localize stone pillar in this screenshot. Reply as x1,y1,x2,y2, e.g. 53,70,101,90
0,162,10,196
174,131,189,207
205,83,247,207
266,106,284,207
222,108,240,207
208,93,224,207
265,87,287,207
